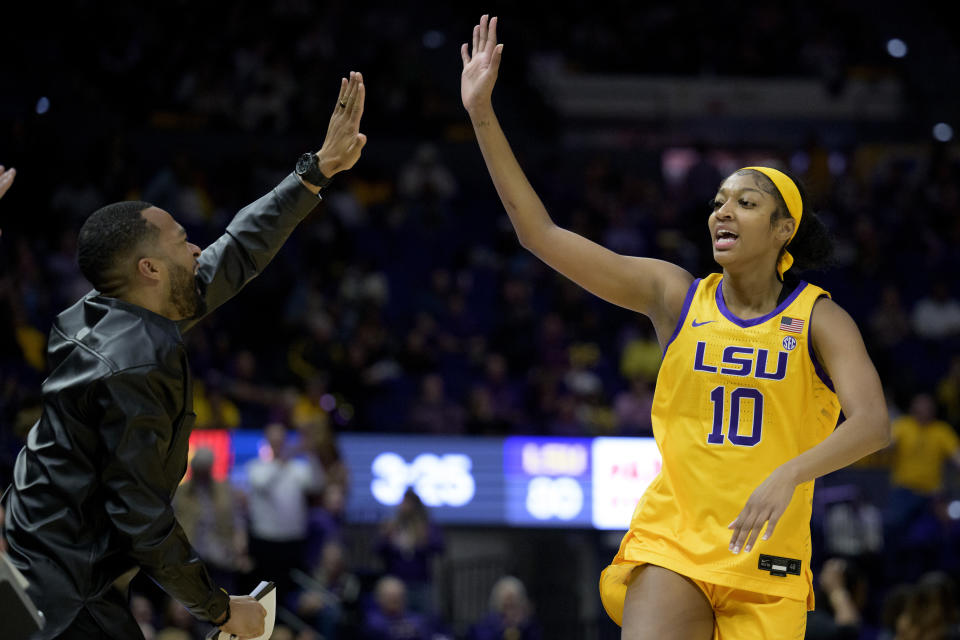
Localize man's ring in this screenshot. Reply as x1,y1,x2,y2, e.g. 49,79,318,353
339,101,347,108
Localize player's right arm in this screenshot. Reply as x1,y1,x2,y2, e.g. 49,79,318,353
460,16,693,339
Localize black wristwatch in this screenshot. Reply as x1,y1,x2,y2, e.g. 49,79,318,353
295,152,332,190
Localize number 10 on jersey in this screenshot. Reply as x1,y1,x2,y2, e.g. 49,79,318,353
707,386,764,446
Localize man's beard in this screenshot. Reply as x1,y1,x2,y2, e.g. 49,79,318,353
169,261,205,320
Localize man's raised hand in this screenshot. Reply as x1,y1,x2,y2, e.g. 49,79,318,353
461,15,503,117
315,72,367,178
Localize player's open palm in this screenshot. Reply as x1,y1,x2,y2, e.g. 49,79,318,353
461,14,503,116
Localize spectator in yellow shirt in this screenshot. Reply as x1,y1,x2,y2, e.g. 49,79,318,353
884,393,960,579
890,394,960,494
193,377,242,430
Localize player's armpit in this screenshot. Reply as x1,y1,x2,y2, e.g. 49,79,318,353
810,298,889,447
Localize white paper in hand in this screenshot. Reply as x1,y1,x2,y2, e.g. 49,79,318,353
206,581,276,640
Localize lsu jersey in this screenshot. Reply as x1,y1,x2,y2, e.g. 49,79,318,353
602,273,841,614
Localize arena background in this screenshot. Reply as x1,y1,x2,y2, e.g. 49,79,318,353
2,1,959,638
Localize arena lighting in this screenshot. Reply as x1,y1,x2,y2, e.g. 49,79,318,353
933,122,954,142
422,30,446,49
320,393,337,411
948,500,960,521
789,151,810,175
886,38,908,58
35,97,50,115
828,152,847,176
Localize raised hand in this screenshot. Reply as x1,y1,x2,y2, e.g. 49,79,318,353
316,72,367,178
0,166,16,200
818,558,847,593
461,15,503,117
0,166,15,239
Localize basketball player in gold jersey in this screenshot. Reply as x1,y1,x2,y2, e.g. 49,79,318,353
461,15,889,640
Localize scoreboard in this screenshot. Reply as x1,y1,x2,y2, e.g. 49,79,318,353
188,431,662,531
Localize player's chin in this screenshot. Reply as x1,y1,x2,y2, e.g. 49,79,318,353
712,247,735,266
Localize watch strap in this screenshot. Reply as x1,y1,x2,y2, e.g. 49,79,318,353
297,152,332,189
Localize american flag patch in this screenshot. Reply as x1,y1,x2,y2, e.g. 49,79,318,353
779,316,804,333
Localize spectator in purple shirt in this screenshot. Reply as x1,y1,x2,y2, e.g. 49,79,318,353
467,576,542,640
376,489,444,614
362,576,432,640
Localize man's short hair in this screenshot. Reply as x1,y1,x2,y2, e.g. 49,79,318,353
77,201,158,292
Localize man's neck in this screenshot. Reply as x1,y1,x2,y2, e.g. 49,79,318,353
116,289,172,320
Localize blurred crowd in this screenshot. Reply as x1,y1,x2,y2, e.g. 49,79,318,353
1,1,958,440
2,0,925,138
3,138,959,443
2,1,960,638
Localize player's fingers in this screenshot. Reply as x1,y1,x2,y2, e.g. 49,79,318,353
492,43,503,69
336,77,348,106
730,512,757,553
478,14,488,51
472,24,480,55
0,169,14,198
485,16,498,54
735,524,755,554
461,43,470,67
356,132,368,149
762,512,782,541
744,518,766,552
727,516,744,550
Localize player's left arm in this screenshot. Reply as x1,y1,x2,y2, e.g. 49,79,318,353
178,73,366,333
728,297,889,554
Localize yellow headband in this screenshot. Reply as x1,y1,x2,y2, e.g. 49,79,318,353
739,166,802,278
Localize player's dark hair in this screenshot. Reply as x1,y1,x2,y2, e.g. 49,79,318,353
77,201,158,294
734,168,834,276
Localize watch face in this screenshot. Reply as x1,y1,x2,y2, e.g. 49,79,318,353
296,153,314,175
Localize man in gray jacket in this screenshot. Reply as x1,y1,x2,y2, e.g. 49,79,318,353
1,72,367,640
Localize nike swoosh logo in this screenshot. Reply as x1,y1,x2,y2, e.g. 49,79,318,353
691,319,715,327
